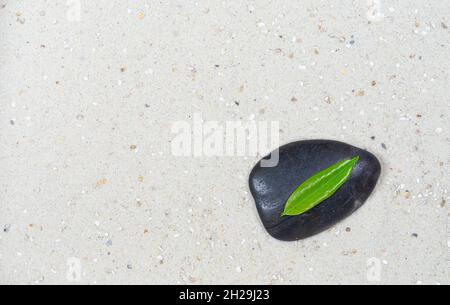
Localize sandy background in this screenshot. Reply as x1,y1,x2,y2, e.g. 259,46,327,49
0,0,449,285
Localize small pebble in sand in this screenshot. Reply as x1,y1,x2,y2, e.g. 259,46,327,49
96,178,108,187
3,224,11,233
157,255,164,264
16,13,26,24
402,191,411,199
412,233,419,238
381,143,387,150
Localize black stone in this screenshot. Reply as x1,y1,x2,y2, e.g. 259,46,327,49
249,140,381,241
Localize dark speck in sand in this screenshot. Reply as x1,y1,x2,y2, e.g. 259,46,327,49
381,143,387,150
412,233,419,238
3,224,11,233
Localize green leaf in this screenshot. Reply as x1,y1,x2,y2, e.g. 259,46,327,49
281,156,360,217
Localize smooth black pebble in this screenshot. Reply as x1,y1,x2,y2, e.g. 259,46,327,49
249,140,381,241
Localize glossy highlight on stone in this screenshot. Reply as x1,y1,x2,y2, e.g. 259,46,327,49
249,140,381,241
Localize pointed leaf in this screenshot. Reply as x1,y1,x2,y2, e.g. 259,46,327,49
282,156,360,217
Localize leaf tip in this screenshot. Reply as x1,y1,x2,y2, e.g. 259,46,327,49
351,155,360,164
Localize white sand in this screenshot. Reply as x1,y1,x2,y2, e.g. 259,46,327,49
0,1,449,284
